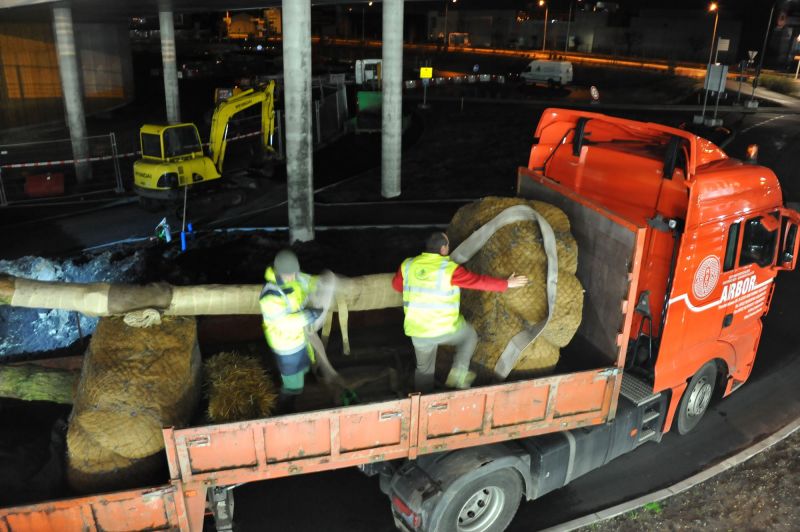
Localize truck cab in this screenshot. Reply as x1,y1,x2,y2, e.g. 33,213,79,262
530,108,799,433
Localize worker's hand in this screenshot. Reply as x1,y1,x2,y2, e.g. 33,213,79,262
507,273,529,289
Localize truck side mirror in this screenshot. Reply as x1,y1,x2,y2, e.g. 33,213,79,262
777,216,799,271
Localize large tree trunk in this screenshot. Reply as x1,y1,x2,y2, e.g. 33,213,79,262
0,364,79,404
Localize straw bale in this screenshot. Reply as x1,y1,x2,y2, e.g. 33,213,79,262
66,316,200,494
447,197,583,379
204,352,278,422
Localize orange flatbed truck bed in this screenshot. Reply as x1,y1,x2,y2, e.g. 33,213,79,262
2,108,797,532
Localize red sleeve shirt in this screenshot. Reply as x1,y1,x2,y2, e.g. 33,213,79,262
391,263,508,292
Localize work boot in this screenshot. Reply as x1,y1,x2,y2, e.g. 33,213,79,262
276,393,297,415
445,367,477,390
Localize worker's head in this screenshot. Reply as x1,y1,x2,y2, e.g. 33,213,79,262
274,249,300,281
425,232,449,256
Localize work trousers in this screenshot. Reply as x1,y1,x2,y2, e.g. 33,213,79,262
411,321,478,393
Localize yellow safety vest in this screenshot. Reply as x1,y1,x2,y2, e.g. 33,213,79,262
259,267,318,355
401,253,463,338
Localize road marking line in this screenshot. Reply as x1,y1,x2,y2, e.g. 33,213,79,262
741,114,788,134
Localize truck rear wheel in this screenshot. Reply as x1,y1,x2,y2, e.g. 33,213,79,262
434,469,522,532
676,361,717,435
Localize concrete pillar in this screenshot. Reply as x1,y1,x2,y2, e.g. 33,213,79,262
52,5,91,183
159,2,180,123
282,0,315,242
381,0,403,198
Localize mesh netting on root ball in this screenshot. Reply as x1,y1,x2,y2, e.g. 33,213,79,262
66,316,200,494
447,197,584,380
204,352,278,422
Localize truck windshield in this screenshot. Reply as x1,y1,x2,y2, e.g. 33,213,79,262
163,126,202,158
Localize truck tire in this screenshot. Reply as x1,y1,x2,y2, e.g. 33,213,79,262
676,361,717,435
433,469,522,532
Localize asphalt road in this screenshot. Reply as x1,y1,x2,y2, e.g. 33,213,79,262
2,105,798,531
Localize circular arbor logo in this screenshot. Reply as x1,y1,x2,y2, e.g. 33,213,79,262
693,255,721,299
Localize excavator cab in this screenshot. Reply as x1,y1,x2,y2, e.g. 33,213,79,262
141,124,204,160
134,123,221,205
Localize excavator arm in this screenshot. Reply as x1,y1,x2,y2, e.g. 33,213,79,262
207,80,276,173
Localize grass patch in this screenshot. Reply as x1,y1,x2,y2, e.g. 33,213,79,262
618,501,664,522
643,501,663,514
759,74,798,95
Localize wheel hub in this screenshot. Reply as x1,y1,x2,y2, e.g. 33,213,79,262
457,485,505,532
687,376,712,417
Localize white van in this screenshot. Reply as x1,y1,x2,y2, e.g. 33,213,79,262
520,60,573,87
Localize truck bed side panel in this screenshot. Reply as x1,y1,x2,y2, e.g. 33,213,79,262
0,485,179,532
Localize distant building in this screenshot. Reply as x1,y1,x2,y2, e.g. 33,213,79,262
630,9,741,62
426,5,742,64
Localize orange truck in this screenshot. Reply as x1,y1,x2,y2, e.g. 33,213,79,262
1,108,798,532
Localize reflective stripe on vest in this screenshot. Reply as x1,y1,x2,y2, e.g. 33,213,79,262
401,253,461,337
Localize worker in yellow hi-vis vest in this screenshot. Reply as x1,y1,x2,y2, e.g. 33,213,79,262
259,249,321,413
392,232,529,393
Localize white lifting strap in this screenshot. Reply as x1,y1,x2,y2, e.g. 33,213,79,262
450,205,559,381
305,271,350,394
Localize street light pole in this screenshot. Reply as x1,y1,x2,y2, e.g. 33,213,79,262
698,2,720,123
539,0,549,52
795,36,800,79
443,0,456,50
750,3,775,104
565,1,573,52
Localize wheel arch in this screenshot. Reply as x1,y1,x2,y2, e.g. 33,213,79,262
655,339,734,394
663,355,729,433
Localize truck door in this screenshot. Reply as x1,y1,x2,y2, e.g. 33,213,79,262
716,212,781,383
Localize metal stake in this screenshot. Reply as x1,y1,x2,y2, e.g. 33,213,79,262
182,182,188,233
0,166,7,206
314,100,322,144
110,132,124,193
275,110,284,159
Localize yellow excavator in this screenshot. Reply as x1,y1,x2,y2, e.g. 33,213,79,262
133,81,276,208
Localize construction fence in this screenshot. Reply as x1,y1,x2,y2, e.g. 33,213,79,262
0,79,350,206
